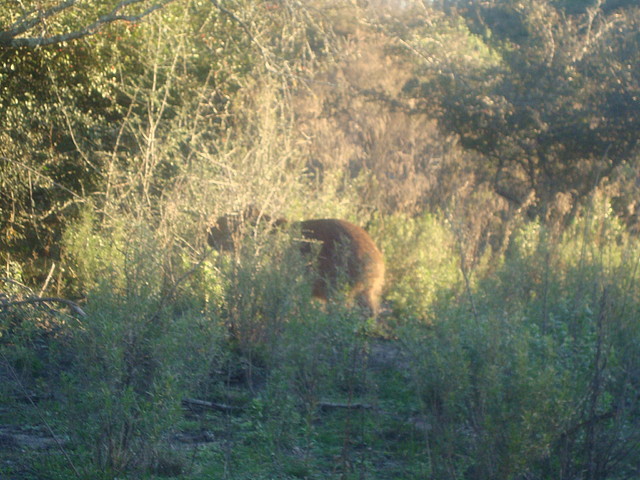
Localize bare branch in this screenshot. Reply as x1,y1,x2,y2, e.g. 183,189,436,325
0,157,84,200
209,0,278,73
7,0,77,37
0,0,177,48
38,262,57,297
1,297,87,317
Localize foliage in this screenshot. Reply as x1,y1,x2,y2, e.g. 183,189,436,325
401,0,640,212
377,213,461,322
3,0,640,478
398,200,640,479
4,198,640,478
0,39,119,277
54,211,222,475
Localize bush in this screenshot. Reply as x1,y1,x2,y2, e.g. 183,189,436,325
377,213,461,323
55,211,224,476
398,198,640,479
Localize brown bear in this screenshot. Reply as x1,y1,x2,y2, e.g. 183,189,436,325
208,209,385,316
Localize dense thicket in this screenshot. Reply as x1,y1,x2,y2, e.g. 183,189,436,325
2,1,640,479
2,0,639,274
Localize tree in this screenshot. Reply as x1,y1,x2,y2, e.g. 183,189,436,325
402,0,640,213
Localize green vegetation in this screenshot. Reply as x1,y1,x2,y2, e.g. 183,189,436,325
2,1,640,479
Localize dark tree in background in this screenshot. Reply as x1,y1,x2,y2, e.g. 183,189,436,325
404,0,640,214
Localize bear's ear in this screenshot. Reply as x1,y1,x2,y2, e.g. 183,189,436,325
242,205,276,226
243,204,261,222
273,217,288,228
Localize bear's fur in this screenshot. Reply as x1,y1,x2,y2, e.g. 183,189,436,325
208,210,385,316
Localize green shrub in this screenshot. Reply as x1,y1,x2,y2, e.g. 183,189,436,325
209,228,314,384
55,211,225,476
398,199,640,479
377,213,461,323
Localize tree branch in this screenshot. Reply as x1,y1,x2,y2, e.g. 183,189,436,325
7,0,77,38
209,0,277,73
1,297,87,317
0,0,176,48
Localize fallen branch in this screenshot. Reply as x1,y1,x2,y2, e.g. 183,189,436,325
181,398,243,413
317,401,373,411
181,397,374,413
